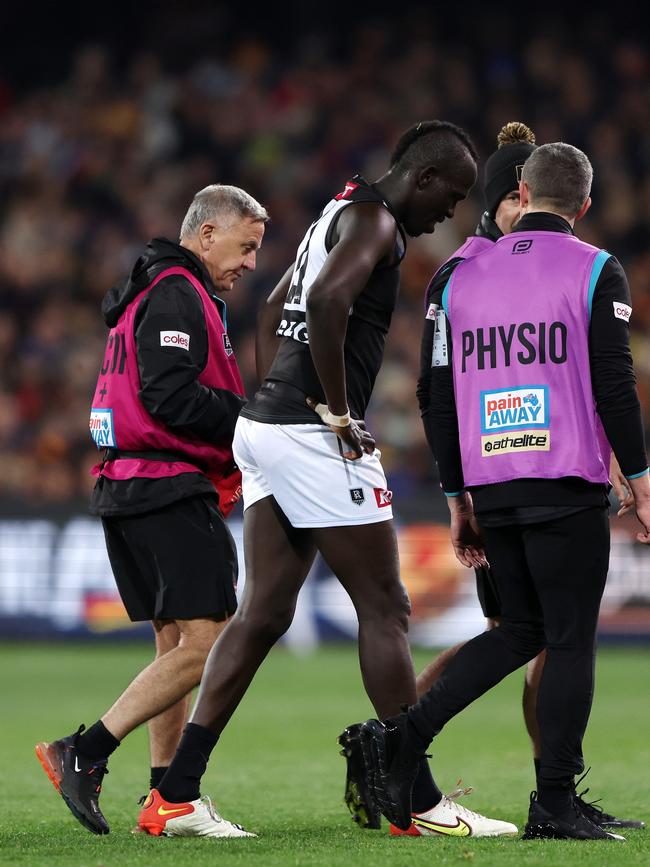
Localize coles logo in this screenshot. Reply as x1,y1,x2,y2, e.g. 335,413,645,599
374,488,393,508
160,330,190,350
613,302,631,322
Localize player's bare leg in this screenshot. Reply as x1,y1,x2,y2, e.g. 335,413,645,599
313,520,414,717
147,495,316,834
188,496,317,733
147,621,192,770
313,519,443,818
102,617,224,740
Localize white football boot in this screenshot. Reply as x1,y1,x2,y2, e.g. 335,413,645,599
390,784,518,838
137,788,256,838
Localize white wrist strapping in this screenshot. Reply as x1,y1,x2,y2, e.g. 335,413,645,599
313,403,351,427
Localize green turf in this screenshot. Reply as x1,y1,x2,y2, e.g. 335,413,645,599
1,643,648,866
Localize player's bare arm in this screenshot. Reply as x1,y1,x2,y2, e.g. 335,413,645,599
305,203,397,458
256,263,294,382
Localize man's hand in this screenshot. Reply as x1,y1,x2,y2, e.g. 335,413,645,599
447,491,488,568
307,398,375,460
634,502,650,545
627,473,650,545
610,453,634,516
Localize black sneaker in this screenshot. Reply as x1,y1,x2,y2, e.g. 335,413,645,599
574,768,645,829
522,791,625,841
359,714,422,832
35,725,109,835
338,724,381,829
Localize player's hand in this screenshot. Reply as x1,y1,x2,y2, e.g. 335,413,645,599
306,398,375,460
610,453,633,516
447,492,488,568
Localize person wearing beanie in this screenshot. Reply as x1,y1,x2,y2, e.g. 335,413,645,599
409,123,642,833
484,121,537,223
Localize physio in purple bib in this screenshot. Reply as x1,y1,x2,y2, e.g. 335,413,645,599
416,122,643,833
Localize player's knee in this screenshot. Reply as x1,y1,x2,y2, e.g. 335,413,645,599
242,604,295,643
358,582,411,629
178,620,222,662
390,588,412,629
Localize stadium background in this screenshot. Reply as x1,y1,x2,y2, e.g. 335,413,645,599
0,2,649,646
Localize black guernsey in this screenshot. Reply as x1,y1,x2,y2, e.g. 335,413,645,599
242,176,407,424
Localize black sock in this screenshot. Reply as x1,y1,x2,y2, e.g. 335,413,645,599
534,757,541,785
150,766,168,791
537,784,572,815
76,721,120,763
411,757,443,813
157,724,219,804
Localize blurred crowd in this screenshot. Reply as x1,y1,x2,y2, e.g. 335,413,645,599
0,8,648,508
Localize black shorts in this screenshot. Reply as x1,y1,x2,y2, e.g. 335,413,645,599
475,564,501,619
102,494,238,622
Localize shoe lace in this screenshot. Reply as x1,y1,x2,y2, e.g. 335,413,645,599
83,761,108,796
572,767,604,815
444,780,483,820
200,794,224,823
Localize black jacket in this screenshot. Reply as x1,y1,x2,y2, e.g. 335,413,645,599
90,238,245,517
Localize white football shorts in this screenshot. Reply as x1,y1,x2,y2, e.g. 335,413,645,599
233,417,394,528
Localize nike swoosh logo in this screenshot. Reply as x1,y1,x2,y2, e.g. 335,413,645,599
157,806,189,817
412,816,471,836
74,757,82,773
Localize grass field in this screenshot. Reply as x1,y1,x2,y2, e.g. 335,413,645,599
1,643,648,866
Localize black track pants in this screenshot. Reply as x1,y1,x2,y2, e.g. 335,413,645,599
408,506,610,789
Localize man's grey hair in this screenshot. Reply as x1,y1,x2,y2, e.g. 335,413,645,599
180,184,269,239
521,142,593,217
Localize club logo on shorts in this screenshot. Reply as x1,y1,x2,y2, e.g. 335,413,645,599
349,488,365,506
222,332,233,356
480,385,550,456
374,488,392,508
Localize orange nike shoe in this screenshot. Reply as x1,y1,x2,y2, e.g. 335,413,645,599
137,789,255,838
35,726,109,835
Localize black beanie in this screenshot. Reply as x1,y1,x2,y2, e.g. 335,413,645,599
484,134,537,218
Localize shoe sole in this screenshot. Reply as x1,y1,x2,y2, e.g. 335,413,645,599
360,720,412,832
602,821,645,829
523,822,625,841
137,821,165,837
338,729,381,830
35,742,109,836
